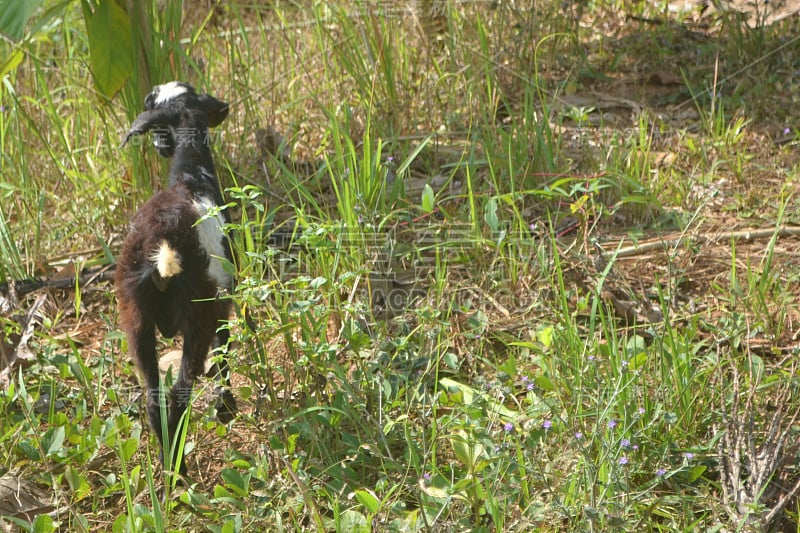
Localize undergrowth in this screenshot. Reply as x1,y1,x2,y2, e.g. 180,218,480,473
1,1,800,532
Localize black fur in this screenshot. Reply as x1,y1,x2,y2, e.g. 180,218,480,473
116,83,236,476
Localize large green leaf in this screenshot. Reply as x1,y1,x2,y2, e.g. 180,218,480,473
88,0,132,98
0,0,41,41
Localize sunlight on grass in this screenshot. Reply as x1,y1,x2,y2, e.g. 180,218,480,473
1,0,800,532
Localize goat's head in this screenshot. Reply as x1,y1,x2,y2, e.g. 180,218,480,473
121,82,229,157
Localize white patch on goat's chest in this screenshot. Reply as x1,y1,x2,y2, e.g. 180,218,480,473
154,81,189,104
192,196,231,290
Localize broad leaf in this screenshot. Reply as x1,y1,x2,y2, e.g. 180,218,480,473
0,0,41,41
88,0,133,98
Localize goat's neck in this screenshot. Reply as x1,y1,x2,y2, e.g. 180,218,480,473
168,136,224,205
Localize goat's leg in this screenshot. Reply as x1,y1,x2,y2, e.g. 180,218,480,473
127,324,169,461
208,321,237,423
166,322,216,475
165,365,195,475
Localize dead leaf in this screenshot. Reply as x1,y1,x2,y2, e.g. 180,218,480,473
1,294,46,391
647,71,683,86
0,472,54,521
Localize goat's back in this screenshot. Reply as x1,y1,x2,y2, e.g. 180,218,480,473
116,186,228,338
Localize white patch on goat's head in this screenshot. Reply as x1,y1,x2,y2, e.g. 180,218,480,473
192,196,231,290
153,81,191,105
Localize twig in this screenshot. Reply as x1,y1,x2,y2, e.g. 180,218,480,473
0,265,115,299
603,226,800,258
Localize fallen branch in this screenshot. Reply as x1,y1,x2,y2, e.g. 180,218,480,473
603,226,800,258
0,265,115,299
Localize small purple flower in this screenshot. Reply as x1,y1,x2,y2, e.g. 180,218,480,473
684,452,694,460
0,105,5,112
503,422,514,432
526,382,535,391
528,222,537,231
521,376,529,383
542,420,552,430
574,431,583,440
638,407,646,415
607,419,617,430
619,456,628,465
621,439,630,448
587,355,596,362
632,445,639,451
656,468,666,476
783,127,791,136
423,472,431,481
386,156,395,163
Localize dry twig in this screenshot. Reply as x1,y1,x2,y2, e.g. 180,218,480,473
716,357,800,529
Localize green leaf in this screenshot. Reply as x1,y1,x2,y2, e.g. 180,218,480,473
111,514,127,533
628,351,647,371
0,49,24,80
536,325,554,348
41,426,65,457
625,334,647,357
65,466,91,501
421,183,435,213
339,510,368,532
420,482,448,499
687,464,706,483
534,375,555,392
32,514,54,533
0,0,41,41
484,197,499,233
221,468,249,498
87,0,132,98
449,429,484,469
119,437,138,462
354,489,381,514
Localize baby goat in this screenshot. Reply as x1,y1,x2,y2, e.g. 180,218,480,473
116,82,236,475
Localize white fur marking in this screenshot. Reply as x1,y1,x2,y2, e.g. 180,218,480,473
192,196,231,290
150,241,182,278
153,81,189,105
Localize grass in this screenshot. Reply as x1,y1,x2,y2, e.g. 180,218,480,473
2,0,800,531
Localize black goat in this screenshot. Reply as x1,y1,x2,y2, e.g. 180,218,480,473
116,82,236,475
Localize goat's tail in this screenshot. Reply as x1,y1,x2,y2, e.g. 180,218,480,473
149,241,182,291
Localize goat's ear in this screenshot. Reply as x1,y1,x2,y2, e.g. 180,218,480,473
196,94,229,127
120,109,170,147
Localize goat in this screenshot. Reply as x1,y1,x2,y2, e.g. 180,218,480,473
116,82,237,475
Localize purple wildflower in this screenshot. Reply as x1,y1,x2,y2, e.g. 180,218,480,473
542,420,552,430
621,438,630,448
619,456,628,465
608,419,617,430
503,422,514,432
656,468,666,476
684,452,694,460
574,431,583,440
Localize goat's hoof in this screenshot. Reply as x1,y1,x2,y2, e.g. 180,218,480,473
215,389,237,424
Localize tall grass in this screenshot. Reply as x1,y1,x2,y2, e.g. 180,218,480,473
1,1,799,532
